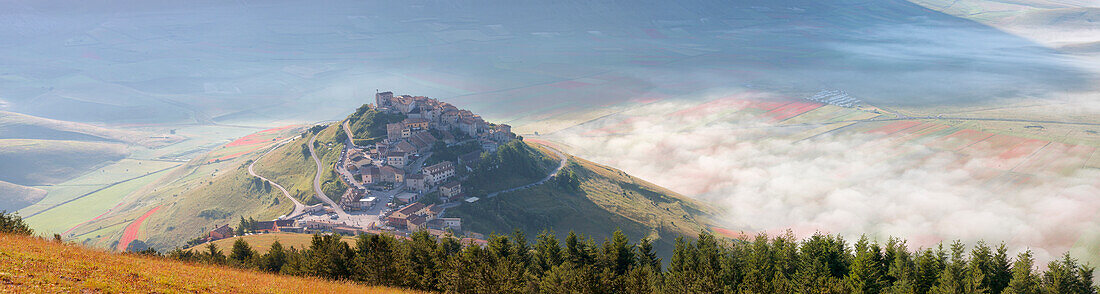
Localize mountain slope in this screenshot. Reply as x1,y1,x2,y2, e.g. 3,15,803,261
449,144,719,257
52,126,305,251
0,233,416,293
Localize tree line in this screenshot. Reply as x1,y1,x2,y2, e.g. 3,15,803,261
160,227,1096,294
2,210,1096,293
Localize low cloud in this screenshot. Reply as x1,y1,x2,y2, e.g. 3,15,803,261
547,97,1100,264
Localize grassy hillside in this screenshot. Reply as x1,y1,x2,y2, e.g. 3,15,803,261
0,233,415,293
448,145,718,258
0,139,128,185
0,180,46,212
253,122,346,204
346,105,406,145
53,126,305,251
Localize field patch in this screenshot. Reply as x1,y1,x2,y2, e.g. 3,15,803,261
117,205,162,251
24,169,171,235
764,101,823,121
206,125,299,162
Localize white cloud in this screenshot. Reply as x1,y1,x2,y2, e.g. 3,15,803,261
547,97,1100,264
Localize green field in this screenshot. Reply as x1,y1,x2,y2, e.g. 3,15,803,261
18,159,182,217
34,125,306,251
24,168,173,235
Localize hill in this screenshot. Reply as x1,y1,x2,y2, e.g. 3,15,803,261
0,180,46,212
0,139,128,185
0,233,415,293
0,111,183,148
448,143,719,257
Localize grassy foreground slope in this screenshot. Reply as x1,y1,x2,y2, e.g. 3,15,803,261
449,144,718,257
0,234,414,293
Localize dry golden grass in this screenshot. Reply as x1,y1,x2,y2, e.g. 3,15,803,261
0,234,419,293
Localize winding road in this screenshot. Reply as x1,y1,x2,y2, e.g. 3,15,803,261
308,132,349,217
248,138,308,219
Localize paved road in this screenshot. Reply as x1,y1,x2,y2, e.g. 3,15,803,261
308,132,349,217
248,138,308,219
342,120,358,148
483,143,568,199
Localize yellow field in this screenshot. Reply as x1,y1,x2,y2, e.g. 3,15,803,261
0,233,418,293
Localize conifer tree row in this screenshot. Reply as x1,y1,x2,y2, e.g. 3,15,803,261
1,211,1090,294
162,228,1099,294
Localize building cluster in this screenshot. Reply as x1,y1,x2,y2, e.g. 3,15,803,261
807,89,861,108
199,91,511,248
338,91,516,212
376,91,516,149
385,203,461,232
200,220,301,243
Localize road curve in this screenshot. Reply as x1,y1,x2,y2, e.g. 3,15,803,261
308,132,349,217
248,138,308,219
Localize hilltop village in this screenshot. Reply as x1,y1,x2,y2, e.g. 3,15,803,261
199,91,534,245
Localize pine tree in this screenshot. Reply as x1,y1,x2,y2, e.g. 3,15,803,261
564,231,594,266
636,238,661,272
931,241,968,294
914,246,947,294
846,236,886,294
236,217,247,236
204,243,226,265
229,238,255,267
663,236,697,293
1040,253,1095,294
609,229,635,276
1002,250,1038,294
261,240,287,273
305,234,354,280
354,233,401,286
990,244,1012,293
740,234,776,293
0,211,33,235
534,230,563,273
399,231,441,291
885,239,917,294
